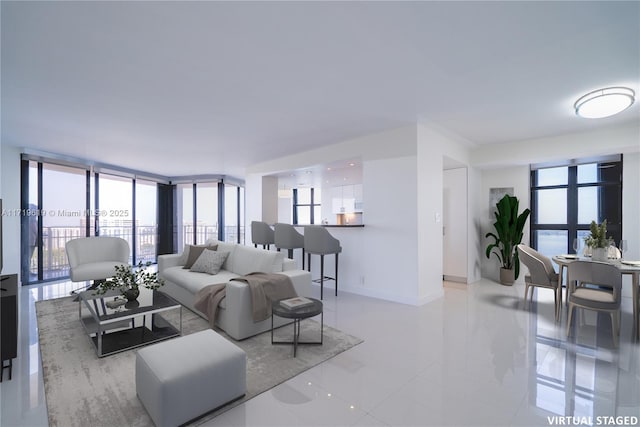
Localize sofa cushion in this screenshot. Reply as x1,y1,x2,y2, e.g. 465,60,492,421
230,245,282,276
214,241,238,271
183,244,218,269
190,249,229,275
163,266,239,295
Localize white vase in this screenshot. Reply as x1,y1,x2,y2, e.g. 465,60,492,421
592,247,608,262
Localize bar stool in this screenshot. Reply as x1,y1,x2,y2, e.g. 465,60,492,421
304,226,342,300
274,223,305,269
251,221,274,249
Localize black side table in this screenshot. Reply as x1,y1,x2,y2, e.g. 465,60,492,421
271,298,323,357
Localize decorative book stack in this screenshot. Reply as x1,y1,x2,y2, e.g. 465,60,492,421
280,296,314,309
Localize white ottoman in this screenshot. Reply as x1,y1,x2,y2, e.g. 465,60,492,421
136,329,246,426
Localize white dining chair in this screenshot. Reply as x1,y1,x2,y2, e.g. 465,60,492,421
566,260,622,347
517,244,561,320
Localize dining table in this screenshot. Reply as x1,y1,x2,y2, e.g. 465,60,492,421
552,255,640,339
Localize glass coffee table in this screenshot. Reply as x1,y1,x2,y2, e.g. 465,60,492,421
78,287,182,357
271,297,323,357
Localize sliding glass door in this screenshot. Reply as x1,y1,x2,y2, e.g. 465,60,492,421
22,158,164,285
22,155,244,285
135,179,158,264
196,182,218,244
98,174,133,264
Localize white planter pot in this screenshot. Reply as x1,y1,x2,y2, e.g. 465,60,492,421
499,268,515,286
592,247,608,262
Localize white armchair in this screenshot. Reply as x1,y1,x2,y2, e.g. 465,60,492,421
66,237,130,284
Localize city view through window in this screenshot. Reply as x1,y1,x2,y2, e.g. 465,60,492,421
23,160,244,284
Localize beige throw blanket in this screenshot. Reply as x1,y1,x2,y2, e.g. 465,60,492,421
194,272,297,328
194,283,227,328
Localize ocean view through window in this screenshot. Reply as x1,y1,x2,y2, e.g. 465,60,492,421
530,156,623,266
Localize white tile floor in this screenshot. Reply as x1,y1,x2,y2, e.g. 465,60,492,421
1,278,639,426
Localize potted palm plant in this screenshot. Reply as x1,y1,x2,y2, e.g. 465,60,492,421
485,194,531,285
94,261,164,301
584,220,613,262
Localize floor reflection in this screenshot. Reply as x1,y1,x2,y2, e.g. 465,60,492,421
529,297,640,421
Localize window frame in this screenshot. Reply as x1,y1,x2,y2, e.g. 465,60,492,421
529,157,623,254
292,187,320,225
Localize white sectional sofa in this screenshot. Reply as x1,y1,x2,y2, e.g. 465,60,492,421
158,240,312,340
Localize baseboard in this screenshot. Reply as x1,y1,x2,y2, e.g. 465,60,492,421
443,275,467,284
312,282,445,307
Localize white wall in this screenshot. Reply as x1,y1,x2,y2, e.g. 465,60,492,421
472,122,640,168
622,153,640,299
1,144,22,279
261,176,278,225
443,167,467,281
246,125,424,304
0,139,3,273
468,166,483,283
277,196,292,224
416,126,447,303
417,123,485,288
356,155,419,302
0,140,3,274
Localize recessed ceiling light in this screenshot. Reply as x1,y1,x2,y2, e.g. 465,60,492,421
349,162,355,167
574,87,635,119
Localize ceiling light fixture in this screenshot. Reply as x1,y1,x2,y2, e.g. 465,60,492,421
574,87,635,119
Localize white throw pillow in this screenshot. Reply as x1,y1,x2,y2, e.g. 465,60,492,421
190,249,229,275
178,244,190,265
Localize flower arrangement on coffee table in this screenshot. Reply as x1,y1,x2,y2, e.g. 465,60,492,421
95,261,164,301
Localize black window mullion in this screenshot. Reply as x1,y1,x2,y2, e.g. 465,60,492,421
310,188,315,224
37,163,43,281
95,173,100,236
529,169,537,247
218,181,225,241
567,166,578,253
192,183,197,245
236,186,241,244
292,189,299,224
85,170,91,237
132,179,137,263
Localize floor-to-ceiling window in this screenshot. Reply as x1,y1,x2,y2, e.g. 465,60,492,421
176,180,245,247
22,155,244,285
135,179,158,264
22,155,167,285
530,155,623,260
195,182,218,244
98,173,133,263
223,182,245,244
41,163,88,281
224,183,239,243
177,183,194,249
176,182,219,247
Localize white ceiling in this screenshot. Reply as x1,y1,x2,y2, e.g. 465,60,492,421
2,1,639,179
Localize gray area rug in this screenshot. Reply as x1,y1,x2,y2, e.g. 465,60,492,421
36,296,363,427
